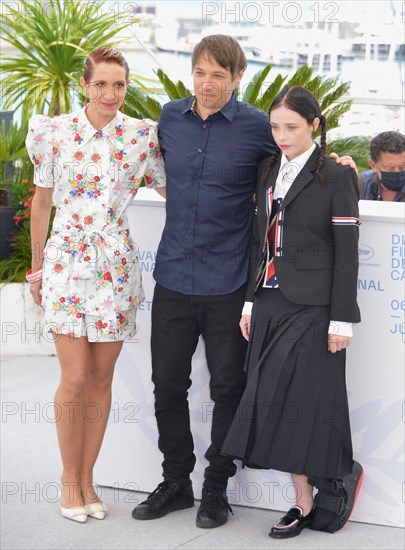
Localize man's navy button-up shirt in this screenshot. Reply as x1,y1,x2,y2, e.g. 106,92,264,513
154,93,275,295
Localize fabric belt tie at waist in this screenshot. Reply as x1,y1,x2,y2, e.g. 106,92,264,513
51,229,131,281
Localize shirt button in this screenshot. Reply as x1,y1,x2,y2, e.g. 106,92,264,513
202,124,207,128
193,173,199,180
189,201,195,207
197,148,203,153
185,255,191,260
187,229,192,234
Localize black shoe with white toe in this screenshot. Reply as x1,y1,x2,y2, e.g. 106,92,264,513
269,505,315,539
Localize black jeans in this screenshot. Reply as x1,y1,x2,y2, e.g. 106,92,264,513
151,283,247,490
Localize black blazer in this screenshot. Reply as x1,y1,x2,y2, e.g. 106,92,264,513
246,146,361,323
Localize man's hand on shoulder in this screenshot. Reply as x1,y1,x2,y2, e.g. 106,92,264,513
329,152,358,175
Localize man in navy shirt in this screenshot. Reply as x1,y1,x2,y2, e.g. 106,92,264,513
132,34,273,529
132,34,353,529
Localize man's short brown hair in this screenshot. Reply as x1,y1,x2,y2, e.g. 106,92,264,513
192,34,247,78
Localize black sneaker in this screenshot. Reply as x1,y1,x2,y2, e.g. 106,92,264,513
132,480,194,520
196,485,233,529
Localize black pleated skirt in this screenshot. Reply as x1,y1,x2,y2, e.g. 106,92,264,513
222,288,353,479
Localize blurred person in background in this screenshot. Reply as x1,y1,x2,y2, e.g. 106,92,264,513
358,131,404,201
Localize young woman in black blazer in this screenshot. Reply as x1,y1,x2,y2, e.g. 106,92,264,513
222,86,363,538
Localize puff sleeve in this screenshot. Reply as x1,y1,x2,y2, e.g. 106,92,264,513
142,120,166,189
25,115,55,188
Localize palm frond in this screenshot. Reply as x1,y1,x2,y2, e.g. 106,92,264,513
0,0,140,117
242,64,272,105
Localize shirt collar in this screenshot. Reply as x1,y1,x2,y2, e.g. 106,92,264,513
181,92,237,121
279,142,317,176
75,108,124,146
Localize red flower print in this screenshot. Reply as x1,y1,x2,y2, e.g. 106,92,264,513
74,133,81,142
73,117,78,123
54,264,63,273
84,215,93,225
103,272,112,282
117,217,123,226
121,258,127,265
94,175,100,182
155,151,160,158
145,176,152,184
149,142,155,148
64,199,69,204
74,151,84,161
77,174,83,180
64,236,70,242
119,315,126,325
74,298,80,304
131,138,137,144
84,255,91,261
139,153,147,162
116,127,123,136
114,250,120,256
118,287,123,292
91,153,101,163
53,146,58,156
72,213,80,221
123,163,129,169
76,313,83,319
60,297,66,302
114,152,123,160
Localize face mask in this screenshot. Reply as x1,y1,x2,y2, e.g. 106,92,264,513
378,170,405,192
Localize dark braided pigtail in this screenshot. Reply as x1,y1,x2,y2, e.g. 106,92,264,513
316,115,327,182
261,148,281,186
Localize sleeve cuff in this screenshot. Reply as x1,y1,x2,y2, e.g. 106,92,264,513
328,321,353,338
242,302,253,316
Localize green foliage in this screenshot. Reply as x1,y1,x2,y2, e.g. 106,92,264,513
326,136,371,172
155,69,192,100
0,0,138,117
0,121,33,206
0,222,32,282
124,85,163,121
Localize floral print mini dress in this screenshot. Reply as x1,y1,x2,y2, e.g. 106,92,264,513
26,108,166,342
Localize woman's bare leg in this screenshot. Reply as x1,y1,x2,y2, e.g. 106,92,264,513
80,340,123,504
53,334,92,508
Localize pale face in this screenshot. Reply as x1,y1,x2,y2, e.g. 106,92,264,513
369,151,405,174
270,105,319,161
192,54,244,113
80,62,129,118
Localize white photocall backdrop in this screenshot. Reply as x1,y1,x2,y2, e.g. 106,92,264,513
95,192,404,528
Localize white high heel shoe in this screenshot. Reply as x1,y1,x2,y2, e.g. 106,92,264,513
85,501,107,520
60,505,88,523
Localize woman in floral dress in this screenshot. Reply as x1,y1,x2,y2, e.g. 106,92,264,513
26,47,166,522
